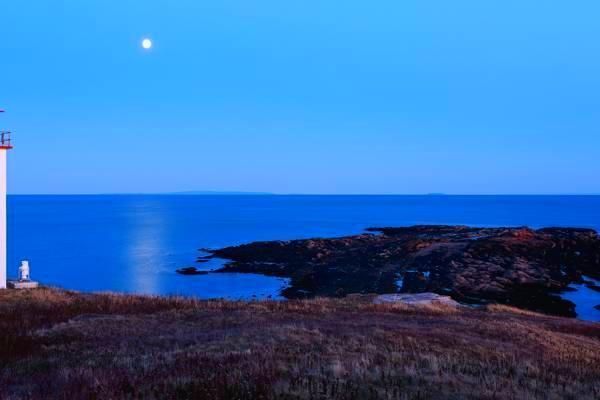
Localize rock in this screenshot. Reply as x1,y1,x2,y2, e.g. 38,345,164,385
401,271,428,292
176,267,209,275
209,225,600,317
586,284,600,293
373,293,460,308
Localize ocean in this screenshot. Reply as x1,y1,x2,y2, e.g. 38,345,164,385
7,195,600,320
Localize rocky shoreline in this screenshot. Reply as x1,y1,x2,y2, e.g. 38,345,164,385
205,225,600,317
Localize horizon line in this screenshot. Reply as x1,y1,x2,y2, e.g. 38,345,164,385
6,193,600,196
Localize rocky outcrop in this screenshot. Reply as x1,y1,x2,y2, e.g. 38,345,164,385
206,225,600,317
176,267,209,275
587,284,600,293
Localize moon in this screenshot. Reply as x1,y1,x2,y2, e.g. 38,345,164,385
141,38,153,50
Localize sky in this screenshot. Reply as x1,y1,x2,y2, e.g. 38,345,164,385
1,1,599,194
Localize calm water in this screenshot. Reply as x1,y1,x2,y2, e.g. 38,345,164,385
7,195,600,319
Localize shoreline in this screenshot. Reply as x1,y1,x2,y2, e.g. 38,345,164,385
206,225,600,320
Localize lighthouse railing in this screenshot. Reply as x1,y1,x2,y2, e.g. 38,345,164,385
0,131,11,148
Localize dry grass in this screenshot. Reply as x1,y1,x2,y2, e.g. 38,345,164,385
1,287,599,399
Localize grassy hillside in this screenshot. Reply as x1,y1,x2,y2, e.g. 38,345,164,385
1,288,599,399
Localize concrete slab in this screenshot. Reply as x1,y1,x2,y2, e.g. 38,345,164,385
373,292,460,308
7,280,39,289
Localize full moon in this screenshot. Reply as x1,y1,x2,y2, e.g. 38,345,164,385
141,38,152,49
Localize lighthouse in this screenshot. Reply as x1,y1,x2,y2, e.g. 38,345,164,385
0,109,12,289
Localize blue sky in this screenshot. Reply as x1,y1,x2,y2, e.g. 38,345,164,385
1,1,599,194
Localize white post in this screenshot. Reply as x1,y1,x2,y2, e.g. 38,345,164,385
0,149,6,289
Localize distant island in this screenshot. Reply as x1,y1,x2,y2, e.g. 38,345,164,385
169,191,274,195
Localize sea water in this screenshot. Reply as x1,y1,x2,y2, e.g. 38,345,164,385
7,195,600,320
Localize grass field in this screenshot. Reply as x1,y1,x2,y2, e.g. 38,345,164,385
1,288,599,399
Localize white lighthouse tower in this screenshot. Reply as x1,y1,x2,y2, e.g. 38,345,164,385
0,109,12,289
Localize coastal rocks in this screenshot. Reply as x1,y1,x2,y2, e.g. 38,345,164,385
588,284,600,293
400,271,428,293
176,267,209,275
373,293,460,308
209,225,600,317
